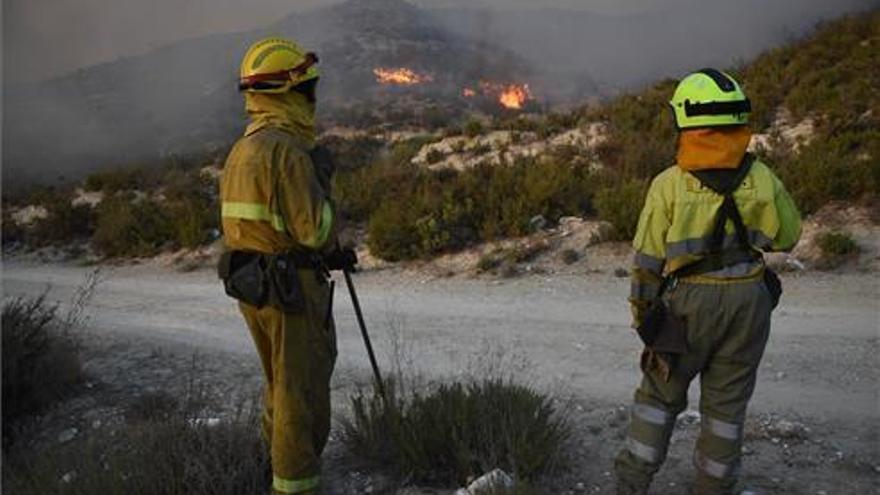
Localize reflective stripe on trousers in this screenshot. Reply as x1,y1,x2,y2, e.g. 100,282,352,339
625,402,675,464
694,450,740,480
273,474,320,494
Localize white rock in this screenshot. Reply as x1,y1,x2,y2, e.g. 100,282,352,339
71,188,104,208
11,205,49,225
464,469,515,494
58,427,78,443
61,470,77,483
187,417,221,428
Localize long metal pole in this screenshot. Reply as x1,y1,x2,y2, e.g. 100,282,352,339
342,268,386,400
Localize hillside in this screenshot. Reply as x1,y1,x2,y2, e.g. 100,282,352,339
2,0,531,187
3,10,878,275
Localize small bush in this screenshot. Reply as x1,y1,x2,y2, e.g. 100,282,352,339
339,378,569,485
477,253,502,272
593,179,648,241
463,119,484,138
560,249,580,265
92,194,173,257
5,395,270,495
2,294,82,448
23,190,95,246
367,200,423,262
817,231,860,257
426,148,446,164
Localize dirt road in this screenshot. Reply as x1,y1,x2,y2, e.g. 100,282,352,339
3,259,879,493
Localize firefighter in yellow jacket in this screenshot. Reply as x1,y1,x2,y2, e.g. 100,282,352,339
615,69,802,494
219,38,338,495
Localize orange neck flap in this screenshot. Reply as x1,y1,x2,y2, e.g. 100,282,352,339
676,126,752,171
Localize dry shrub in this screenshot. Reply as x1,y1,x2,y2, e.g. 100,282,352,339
593,179,648,241
4,394,269,495
339,377,570,486
1,294,82,448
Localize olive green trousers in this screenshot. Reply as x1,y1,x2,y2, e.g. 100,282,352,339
615,278,772,495
238,270,337,495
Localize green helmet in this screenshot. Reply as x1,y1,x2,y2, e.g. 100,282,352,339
669,68,751,129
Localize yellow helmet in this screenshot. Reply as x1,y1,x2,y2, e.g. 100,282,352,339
669,68,750,129
239,38,320,94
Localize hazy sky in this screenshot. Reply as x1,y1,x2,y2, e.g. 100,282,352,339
4,0,878,83
3,0,710,83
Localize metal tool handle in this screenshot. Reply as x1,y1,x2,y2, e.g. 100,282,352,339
343,269,386,400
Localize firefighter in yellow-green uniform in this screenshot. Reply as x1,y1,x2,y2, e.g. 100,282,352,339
615,69,802,495
219,38,341,495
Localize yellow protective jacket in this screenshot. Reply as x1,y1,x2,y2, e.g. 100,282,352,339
220,91,335,255
629,158,801,326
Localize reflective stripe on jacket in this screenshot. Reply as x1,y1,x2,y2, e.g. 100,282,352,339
629,159,801,326
220,127,335,254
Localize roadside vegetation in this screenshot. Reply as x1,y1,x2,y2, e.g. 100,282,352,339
339,372,571,488
3,11,877,262
2,294,83,450
1,279,271,494
3,153,219,258
5,388,269,495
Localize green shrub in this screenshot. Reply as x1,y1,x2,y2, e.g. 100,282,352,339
366,200,423,261
426,148,445,164
166,197,217,249
84,167,147,193
463,118,484,138
767,129,879,214
16,189,96,247
817,231,860,257
339,378,569,485
477,252,502,272
1,207,26,245
2,294,82,449
560,249,580,265
593,179,648,241
92,195,173,257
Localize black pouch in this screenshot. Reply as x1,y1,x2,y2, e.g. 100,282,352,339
218,251,269,307
763,267,783,309
266,255,306,313
637,300,689,355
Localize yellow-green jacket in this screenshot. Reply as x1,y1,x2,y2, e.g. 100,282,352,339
220,91,335,254
629,158,801,326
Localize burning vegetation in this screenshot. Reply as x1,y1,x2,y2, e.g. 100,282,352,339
373,67,434,86
374,66,534,111
465,81,534,110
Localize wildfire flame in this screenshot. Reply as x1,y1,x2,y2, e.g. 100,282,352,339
462,87,477,98
373,67,433,86
498,84,532,110
474,81,533,110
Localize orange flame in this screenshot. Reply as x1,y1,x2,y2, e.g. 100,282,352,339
475,81,533,110
373,67,433,85
462,87,476,98
498,84,532,109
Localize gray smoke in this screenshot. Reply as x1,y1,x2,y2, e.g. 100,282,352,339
2,0,876,187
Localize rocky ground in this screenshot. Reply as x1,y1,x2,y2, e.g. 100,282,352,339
3,256,878,494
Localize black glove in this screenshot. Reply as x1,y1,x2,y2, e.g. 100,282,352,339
309,145,337,194
323,247,358,271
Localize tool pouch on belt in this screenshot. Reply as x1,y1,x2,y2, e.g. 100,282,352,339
637,298,688,355
265,254,306,313
218,251,269,308
218,251,306,313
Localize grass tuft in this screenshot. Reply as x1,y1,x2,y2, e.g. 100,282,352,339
2,293,83,449
339,377,570,486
